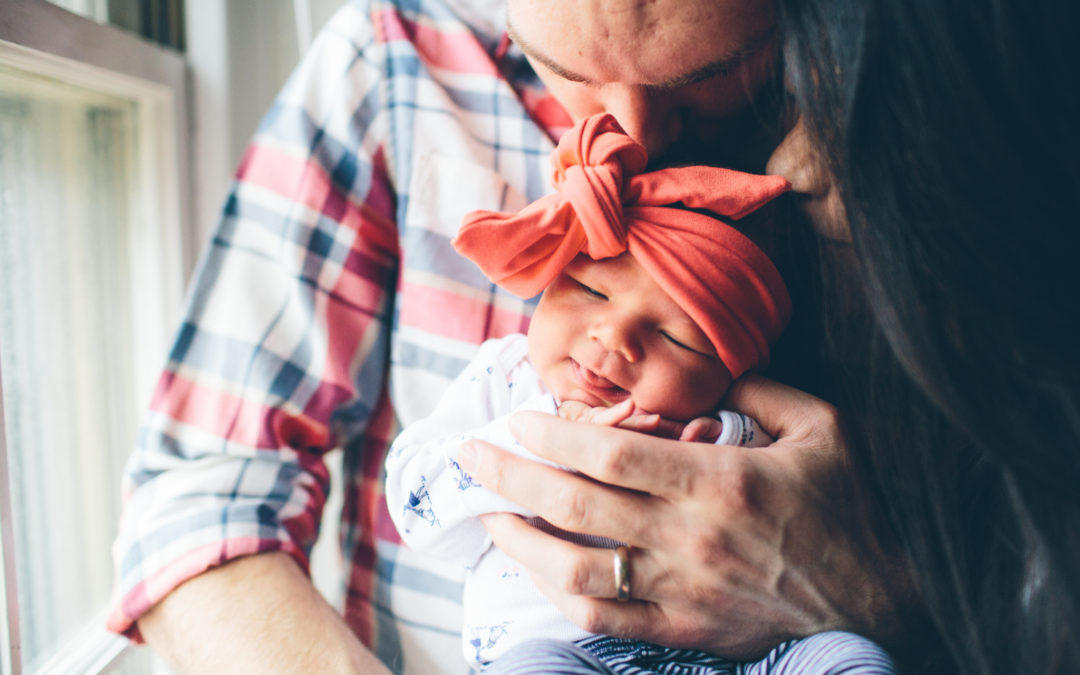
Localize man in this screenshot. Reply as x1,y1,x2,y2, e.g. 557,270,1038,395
111,0,903,672
505,0,777,160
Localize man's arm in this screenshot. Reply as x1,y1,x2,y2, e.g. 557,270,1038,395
108,0,398,651
139,552,389,675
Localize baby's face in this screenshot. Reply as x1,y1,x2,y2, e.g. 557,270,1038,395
527,253,732,420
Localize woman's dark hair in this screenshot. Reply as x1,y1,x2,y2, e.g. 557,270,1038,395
778,0,1080,672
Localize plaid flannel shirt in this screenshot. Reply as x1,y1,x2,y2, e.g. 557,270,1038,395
108,1,571,672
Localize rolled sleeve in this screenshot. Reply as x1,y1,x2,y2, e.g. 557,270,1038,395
108,3,397,637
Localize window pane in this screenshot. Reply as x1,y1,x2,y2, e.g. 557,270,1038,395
104,645,157,673
43,0,108,23
44,0,186,50
0,63,140,671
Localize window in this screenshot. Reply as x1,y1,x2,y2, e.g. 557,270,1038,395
0,0,347,671
0,1,188,672
43,0,186,51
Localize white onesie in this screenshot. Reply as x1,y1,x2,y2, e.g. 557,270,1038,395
384,334,769,668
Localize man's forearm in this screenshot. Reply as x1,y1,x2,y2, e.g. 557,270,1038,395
138,551,389,674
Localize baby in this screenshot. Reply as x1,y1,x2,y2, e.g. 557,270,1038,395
385,114,895,674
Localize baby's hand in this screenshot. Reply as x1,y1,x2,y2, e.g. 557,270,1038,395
677,416,725,443
557,399,636,426
557,399,687,439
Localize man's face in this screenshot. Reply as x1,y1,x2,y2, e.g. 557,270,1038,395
527,254,732,421
506,0,777,161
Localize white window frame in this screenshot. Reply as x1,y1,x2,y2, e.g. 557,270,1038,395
0,0,192,672
0,360,20,675
0,0,192,366
0,1,351,670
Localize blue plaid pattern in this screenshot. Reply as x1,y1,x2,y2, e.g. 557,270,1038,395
109,1,570,673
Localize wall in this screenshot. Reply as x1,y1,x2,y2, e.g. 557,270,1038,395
185,0,345,250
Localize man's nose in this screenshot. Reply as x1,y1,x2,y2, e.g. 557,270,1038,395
587,315,643,363
601,86,680,159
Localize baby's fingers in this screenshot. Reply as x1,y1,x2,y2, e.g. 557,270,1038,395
558,400,592,422
586,399,636,426
615,414,662,433
619,415,685,440
679,417,722,443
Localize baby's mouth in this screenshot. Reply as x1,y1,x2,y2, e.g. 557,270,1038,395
569,359,629,400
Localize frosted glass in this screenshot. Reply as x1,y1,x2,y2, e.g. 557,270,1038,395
0,63,141,670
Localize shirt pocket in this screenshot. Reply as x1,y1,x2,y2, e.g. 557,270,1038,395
401,151,534,300
393,155,535,424
404,153,530,240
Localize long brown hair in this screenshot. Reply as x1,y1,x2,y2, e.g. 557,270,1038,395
779,0,1080,672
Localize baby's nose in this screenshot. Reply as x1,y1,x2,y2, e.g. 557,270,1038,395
588,318,642,363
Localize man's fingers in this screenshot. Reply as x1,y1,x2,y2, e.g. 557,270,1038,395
531,574,673,642
723,374,840,442
462,441,667,546
481,514,666,603
507,411,710,496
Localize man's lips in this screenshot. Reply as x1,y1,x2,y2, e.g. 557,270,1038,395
570,359,629,402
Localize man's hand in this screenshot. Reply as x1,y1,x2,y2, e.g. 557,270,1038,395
138,552,389,674
459,375,914,658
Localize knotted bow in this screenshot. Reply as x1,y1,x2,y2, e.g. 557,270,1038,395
453,113,792,379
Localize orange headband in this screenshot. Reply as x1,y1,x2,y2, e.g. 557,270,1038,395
452,113,792,379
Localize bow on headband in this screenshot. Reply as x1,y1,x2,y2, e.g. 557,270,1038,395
452,113,792,379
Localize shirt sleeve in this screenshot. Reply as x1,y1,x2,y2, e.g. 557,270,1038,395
108,4,398,639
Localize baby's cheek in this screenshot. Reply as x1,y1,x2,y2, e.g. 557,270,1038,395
635,371,723,421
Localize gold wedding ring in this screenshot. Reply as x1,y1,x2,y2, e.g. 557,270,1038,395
613,545,632,601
